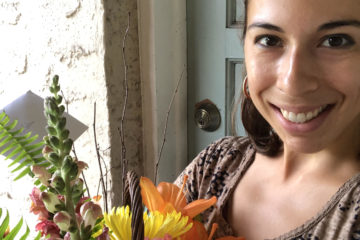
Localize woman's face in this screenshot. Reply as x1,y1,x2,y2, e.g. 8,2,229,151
244,0,360,153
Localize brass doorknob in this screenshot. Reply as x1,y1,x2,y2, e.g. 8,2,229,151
194,100,221,132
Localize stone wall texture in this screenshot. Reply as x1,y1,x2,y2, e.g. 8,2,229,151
0,0,142,236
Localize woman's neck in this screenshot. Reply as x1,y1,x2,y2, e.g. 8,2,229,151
279,138,360,183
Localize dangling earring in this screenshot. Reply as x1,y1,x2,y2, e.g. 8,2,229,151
242,75,251,99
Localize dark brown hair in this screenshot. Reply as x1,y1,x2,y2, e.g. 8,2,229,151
234,0,282,156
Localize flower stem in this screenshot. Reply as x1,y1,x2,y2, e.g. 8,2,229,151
64,173,81,240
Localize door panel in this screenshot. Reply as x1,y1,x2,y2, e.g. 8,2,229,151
187,0,245,159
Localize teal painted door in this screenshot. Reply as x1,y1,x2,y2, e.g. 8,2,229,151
187,0,246,159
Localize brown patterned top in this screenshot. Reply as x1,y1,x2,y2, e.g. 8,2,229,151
175,136,360,240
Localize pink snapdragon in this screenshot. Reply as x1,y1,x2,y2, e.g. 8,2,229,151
35,220,61,238
29,187,49,221
80,201,103,228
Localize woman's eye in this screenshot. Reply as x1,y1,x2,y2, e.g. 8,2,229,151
255,35,282,47
320,34,355,48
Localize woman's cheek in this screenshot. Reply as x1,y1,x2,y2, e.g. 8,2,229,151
247,58,277,94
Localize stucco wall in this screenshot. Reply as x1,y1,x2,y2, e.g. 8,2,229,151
103,0,143,207
0,0,142,236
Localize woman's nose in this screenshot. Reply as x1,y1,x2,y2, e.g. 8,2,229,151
276,46,320,96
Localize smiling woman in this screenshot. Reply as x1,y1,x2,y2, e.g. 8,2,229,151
176,0,360,239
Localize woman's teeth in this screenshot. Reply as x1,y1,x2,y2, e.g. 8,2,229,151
280,106,326,123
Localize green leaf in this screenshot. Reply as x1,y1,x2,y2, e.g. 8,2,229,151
11,159,32,173
0,112,45,180
19,225,30,240
0,112,6,120
0,136,12,148
36,160,50,167
14,167,31,181
14,132,31,141
25,141,44,152
4,119,17,131
28,149,43,158
0,209,9,238
33,231,41,240
0,208,31,240
8,151,28,167
0,128,23,141
1,142,18,156
1,115,11,127
18,134,38,146
3,146,22,160
4,217,23,240
34,179,41,185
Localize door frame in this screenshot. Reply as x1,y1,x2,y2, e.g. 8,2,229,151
137,0,188,182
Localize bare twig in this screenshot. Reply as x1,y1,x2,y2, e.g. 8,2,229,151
61,90,91,198
154,68,186,184
93,102,108,212
100,154,109,200
96,154,109,198
120,12,131,204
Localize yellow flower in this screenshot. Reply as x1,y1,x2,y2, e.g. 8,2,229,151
104,206,192,240
144,211,192,239
104,206,132,240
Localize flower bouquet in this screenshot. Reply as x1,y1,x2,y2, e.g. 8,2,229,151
0,76,245,240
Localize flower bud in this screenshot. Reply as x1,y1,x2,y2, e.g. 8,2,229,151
50,175,65,192
53,211,71,232
73,160,88,179
42,145,53,154
55,95,62,105
57,117,67,130
49,100,59,115
60,129,70,139
47,115,57,126
44,99,57,115
46,126,57,136
53,75,59,84
43,136,51,146
63,139,73,155
48,152,61,167
50,136,60,148
61,156,78,180
40,192,62,213
32,165,51,186
59,105,65,115
80,202,103,228
72,179,84,202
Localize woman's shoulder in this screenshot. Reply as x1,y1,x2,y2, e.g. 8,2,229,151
175,136,255,201
193,136,253,164
193,136,254,171
201,135,252,152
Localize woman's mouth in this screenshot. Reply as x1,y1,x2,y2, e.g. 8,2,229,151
280,105,329,124
272,103,334,134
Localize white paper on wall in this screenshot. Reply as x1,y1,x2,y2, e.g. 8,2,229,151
0,90,87,159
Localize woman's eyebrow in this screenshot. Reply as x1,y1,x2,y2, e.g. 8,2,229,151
247,20,360,33
247,22,284,33
318,20,360,31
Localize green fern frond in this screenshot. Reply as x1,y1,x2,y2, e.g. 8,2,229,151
0,111,45,180
0,208,30,240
